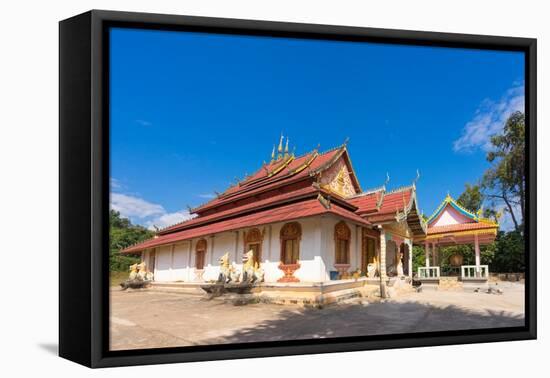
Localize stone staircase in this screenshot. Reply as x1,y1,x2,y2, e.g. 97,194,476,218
437,276,463,291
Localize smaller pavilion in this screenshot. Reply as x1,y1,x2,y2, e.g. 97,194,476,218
416,194,499,281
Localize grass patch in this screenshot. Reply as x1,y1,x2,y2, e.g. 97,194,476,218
110,271,129,287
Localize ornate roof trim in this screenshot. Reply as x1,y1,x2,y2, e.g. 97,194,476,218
426,194,499,226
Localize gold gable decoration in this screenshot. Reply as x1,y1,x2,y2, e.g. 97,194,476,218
321,164,356,198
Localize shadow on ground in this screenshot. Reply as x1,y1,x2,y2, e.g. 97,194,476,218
38,343,58,355
202,300,524,345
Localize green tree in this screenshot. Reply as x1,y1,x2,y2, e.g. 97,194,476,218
482,111,525,232
457,183,483,212
491,230,525,272
109,210,154,272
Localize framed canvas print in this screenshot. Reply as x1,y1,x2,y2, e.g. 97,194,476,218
59,10,537,368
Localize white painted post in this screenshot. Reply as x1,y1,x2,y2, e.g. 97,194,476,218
379,227,387,298
425,242,430,267
407,239,413,278
268,225,272,261
187,240,193,281
209,235,215,265
432,242,437,266
233,231,239,264
170,244,175,281
474,233,481,277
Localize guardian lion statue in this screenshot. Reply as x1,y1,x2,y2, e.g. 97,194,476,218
241,250,265,283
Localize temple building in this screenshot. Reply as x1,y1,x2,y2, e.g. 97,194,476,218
122,137,499,296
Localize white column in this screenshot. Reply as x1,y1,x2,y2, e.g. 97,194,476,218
187,240,193,281
379,229,387,278
474,233,481,276
425,242,430,267
233,231,239,264
268,225,273,261
209,236,215,265
170,244,175,280
432,242,437,266
355,225,361,270
407,239,413,278
379,228,387,298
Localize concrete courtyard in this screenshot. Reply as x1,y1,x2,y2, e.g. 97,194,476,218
109,282,525,351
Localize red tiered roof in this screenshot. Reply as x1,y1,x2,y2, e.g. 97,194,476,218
123,198,370,253
158,185,318,235
191,145,358,216
122,142,371,254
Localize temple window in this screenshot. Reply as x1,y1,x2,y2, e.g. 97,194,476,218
195,239,207,269
244,228,263,266
334,221,351,265
280,222,301,265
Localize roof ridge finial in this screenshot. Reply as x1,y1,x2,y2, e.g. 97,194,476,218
384,172,390,187
413,169,420,187
277,133,284,160
271,145,275,162
284,136,289,158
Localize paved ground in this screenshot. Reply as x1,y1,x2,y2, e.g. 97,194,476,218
110,282,524,351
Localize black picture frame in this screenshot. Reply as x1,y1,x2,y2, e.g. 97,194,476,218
59,9,537,368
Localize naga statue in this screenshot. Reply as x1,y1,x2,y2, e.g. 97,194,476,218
241,250,265,283
217,252,239,284
120,261,154,290
202,250,264,298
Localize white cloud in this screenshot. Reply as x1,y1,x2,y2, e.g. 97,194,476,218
453,84,524,153
110,177,122,190
110,190,196,230
110,193,165,219
136,119,152,126
145,210,195,231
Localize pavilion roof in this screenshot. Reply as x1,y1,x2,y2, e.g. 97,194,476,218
417,194,499,244
122,196,370,254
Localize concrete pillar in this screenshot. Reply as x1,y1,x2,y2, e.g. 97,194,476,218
187,240,193,281
379,227,387,298
425,242,430,267
268,225,272,261
209,235,215,265
432,242,437,266
170,244,175,280
474,233,481,276
407,239,413,278
233,231,239,264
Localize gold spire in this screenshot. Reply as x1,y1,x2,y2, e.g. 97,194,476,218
271,145,275,162
277,134,284,160
284,137,289,158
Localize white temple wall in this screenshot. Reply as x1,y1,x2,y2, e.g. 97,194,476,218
171,242,192,281
143,215,364,283
154,245,173,282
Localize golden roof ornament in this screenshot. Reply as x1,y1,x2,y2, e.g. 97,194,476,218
284,137,289,158
277,134,284,159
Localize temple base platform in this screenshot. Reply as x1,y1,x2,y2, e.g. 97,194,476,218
149,277,393,307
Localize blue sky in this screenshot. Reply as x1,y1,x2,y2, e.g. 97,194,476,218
109,27,524,230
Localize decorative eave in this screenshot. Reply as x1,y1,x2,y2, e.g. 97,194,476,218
427,193,499,227
308,142,362,193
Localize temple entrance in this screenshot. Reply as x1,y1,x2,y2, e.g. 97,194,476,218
400,243,410,276
244,228,263,266
386,240,398,276
361,237,376,275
